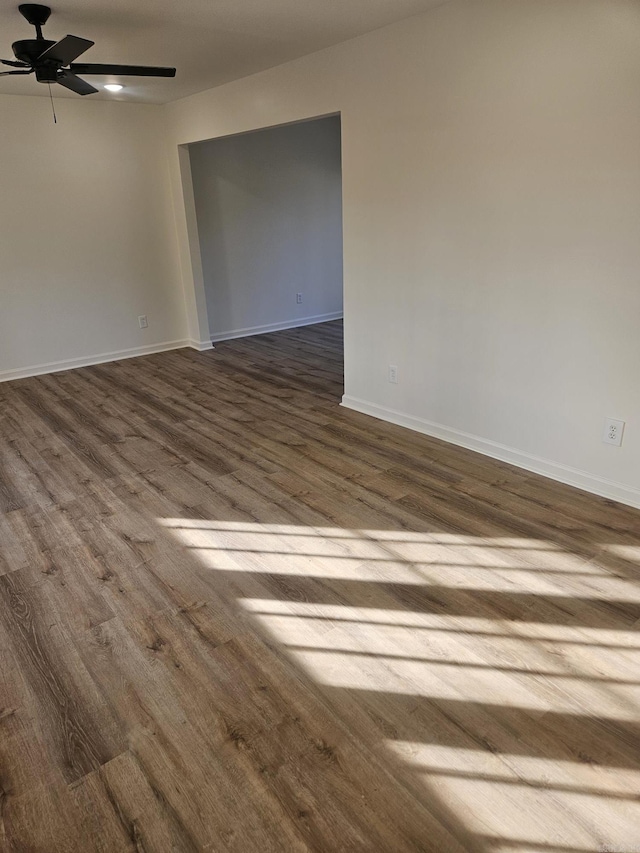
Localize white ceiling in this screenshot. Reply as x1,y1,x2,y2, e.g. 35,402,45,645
0,0,447,104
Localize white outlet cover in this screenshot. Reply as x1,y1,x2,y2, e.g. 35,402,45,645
388,364,398,384
603,418,625,447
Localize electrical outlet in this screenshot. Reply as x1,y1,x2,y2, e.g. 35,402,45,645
138,315,148,329
388,364,398,384
603,418,625,447
296,293,303,304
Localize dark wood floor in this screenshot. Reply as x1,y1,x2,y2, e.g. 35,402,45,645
1,320,639,852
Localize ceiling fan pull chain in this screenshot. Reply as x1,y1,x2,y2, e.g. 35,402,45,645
47,81,56,123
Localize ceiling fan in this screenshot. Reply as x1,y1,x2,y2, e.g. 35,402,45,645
0,4,176,95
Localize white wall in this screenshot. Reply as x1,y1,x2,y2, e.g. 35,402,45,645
189,116,343,341
165,0,640,508
0,94,187,380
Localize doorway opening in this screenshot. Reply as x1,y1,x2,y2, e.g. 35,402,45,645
187,115,344,389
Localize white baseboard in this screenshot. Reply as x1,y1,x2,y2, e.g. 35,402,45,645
0,339,195,383
188,339,214,351
210,311,343,343
341,395,640,511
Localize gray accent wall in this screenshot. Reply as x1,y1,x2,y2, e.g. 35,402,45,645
189,116,343,341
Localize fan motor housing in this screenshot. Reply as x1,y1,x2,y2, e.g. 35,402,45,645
12,38,55,65
35,65,58,83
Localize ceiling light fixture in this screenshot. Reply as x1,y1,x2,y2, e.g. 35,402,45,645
104,83,123,92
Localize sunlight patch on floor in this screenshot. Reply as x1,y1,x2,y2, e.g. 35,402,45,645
602,544,640,564
163,518,640,852
389,742,640,849
158,520,638,600
279,648,640,717
240,599,640,645
243,602,640,721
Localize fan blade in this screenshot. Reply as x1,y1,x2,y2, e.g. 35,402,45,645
57,70,98,95
1,58,29,67
37,35,94,66
69,63,176,78
0,69,33,76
